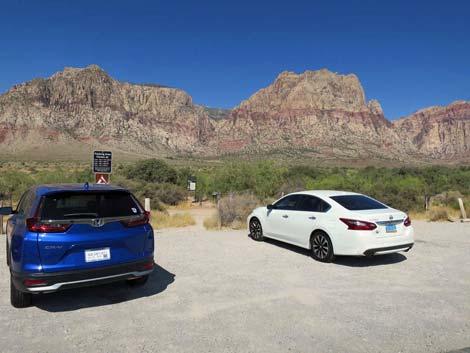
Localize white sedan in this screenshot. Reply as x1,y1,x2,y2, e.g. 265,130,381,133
247,190,414,262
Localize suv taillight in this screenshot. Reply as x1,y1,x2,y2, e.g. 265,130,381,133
340,218,377,231
404,216,411,227
26,217,71,233
121,211,150,228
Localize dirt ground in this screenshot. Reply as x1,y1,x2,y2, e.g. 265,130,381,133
0,220,469,353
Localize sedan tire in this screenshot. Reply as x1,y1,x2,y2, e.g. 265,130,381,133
310,231,335,263
249,218,264,241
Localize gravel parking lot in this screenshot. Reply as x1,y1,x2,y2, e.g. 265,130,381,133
0,220,469,353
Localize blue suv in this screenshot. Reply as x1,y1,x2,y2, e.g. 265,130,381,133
1,184,154,308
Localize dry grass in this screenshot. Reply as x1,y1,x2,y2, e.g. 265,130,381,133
167,198,214,210
150,211,196,230
408,207,461,222
203,215,220,230
203,213,247,230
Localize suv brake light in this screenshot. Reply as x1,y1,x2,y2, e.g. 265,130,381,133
121,211,150,228
26,217,71,233
340,218,377,231
404,216,411,227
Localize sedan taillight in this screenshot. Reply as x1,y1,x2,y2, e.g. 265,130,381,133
121,211,150,228
404,216,411,227
26,217,71,233
340,218,377,231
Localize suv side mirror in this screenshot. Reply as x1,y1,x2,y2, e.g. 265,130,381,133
267,204,275,210
0,207,13,215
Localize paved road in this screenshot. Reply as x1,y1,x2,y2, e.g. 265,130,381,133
0,221,469,353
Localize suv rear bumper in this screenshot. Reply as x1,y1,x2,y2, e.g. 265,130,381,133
11,257,154,293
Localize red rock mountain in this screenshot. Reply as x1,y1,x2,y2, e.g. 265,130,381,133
0,65,468,163
393,101,470,159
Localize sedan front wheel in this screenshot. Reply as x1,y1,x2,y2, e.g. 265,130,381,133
249,218,264,241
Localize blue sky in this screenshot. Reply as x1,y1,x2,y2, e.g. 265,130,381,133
1,0,469,119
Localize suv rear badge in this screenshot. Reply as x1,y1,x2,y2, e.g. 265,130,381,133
91,218,104,227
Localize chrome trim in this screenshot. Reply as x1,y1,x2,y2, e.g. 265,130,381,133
376,219,404,226
27,269,153,292
39,214,145,226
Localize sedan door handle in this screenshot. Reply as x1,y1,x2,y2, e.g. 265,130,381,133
308,216,316,220
282,215,289,218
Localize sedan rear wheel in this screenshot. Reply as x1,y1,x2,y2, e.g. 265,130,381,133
310,231,334,263
249,218,264,241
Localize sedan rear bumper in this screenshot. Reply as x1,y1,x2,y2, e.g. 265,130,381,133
11,257,154,293
363,243,414,256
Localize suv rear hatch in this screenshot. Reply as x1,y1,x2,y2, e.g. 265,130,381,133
31,190,153,273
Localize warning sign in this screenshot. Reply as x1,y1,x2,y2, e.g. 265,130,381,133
95,173,110,184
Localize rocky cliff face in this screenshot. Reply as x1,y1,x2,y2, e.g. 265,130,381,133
211,70,416,162
393,101,470,158
0,65,468,163
0,65,212,155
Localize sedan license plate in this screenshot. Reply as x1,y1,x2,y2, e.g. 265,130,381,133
385,224,397,233
85,248,111,262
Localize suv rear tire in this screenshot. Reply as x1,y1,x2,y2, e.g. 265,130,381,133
10,276,32,308
127,275,149,287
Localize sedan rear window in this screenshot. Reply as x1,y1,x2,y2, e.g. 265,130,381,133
330,195,388,210
39,191,141,219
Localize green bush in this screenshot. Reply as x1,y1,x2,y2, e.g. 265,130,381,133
125,159,178,184
136,183,187,206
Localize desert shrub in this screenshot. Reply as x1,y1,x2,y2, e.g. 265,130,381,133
137,183,186,207
278,176,306,196
196,161,286,201
203,215,219,230
218,193,259,227
428,207,450,222
431,191,464,210
126,159,178,184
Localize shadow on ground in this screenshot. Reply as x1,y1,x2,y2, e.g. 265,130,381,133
34,264,175,312
262,236,407,267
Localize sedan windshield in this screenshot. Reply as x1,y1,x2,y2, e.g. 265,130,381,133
330,195,388,210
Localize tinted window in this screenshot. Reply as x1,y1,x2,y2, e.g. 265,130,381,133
274,195,301,210
330,195,388,210
39,191,141,219
298,195,331,212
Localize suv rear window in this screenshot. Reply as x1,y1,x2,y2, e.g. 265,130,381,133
330,195,388,210
39,191,141,219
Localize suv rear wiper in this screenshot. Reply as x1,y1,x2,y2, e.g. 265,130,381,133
63,213,99,218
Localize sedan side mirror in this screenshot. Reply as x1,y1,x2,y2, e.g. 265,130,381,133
0,207,13,215
267,204,275,210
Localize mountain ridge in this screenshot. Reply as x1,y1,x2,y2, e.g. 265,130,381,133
0,65,468,163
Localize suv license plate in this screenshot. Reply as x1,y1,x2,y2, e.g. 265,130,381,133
85,248,111,262
385,224,397,233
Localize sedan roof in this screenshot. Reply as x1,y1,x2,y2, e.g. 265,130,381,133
290,190,361,198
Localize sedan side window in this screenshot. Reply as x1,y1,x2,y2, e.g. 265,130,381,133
274,195,301,210
298,195,331,213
